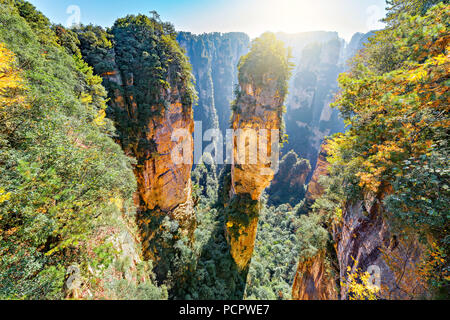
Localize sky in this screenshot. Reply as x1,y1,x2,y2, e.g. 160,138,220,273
28,0,388,42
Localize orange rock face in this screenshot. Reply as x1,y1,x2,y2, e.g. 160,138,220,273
305,143,330,202
292,250,338,300
107,70,194,215
135,101,194,213
226,79,285,270
230,82,283,201
103,65,196,266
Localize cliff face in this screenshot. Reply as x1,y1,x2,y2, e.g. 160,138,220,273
75,18,197,276
230,82,284,200
227,81,283,270
286,40,344,169
109,63,193,221
279,32,372,170
109,82,194,214
342,31,375,63
305,143,330,203
292,250,338,300
335,196,427,300
293,142,427,300
224,33,292,271
266,150,311,206
136,102,194,213
177,32,250,136
292,142,337,300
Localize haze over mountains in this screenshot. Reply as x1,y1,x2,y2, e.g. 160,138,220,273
178,30,373,171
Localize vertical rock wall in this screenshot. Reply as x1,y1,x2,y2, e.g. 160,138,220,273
225,33,292,271
293,142,427,300
292,142,338,300
177,32,250,136
227,80,283,270
335,195,427,300
75,18,197,273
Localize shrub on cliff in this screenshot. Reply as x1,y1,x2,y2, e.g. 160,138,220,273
320,2,449,298
0,1,143,299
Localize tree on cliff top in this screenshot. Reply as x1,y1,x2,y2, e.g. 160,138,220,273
233,32,294,143
237,32,294,100
73,14,197,157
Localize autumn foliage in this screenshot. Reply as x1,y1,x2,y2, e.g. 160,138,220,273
326,3,449,297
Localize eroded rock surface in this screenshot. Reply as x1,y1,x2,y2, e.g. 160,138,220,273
293,142,427,300
335,196,427,300
292,250,338,300
225,34,292,271
305,143,330,202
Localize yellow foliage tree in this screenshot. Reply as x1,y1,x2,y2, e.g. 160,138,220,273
342,266,380,300
0,187,10,204
0,43,24,108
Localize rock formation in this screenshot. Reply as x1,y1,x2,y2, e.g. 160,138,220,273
293,142,427,300
292,141,338,300
177,32,250,137
225,33,292,271
226,81,282,269
334,194,427,300
283,38,344,169
230,81,283,201
266,150,311,206
74,17,197,275
305,143,330,203
279,31,373,170
292,249,338,300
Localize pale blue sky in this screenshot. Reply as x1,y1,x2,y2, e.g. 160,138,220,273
28,0,387,41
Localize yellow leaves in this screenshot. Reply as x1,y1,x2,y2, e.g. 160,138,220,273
342,267,380,300
82,90,108,128
432,54,448,66
335,208,343,222
0,44,17,78
408,69,427,83
0,187,11,204
109,197,123,211
327,132,354,166
226,221,234,228
0,43,25,108
4,227,18,237
36,207,47,214
355,139,409,193
418,241,449,284
80,93,93,105
93,109,106,127
425,140,433,150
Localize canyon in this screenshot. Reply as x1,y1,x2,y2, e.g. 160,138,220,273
2,0,445,301
89,26,381,298
81,26,389,299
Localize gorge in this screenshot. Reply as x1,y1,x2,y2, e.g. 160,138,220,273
0,0,448,301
